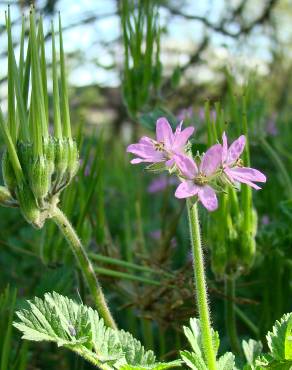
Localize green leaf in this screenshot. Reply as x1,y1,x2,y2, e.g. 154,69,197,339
267,313,292,361
285,316,292,360
180,350,207,370
120,360,182,369
183,319,203,358
242,339,263,365
183,318,220,359
14,292,178,369
256,354,292,369
216,352,235,370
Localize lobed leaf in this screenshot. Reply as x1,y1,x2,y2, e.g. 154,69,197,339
216,352,235,370
180,350,207,370
266,313,292,361
14,292,178,369
242,339,263,366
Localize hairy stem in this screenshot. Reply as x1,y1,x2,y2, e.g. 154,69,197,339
187,200,217,370
52,207,116,329
224,275,241,354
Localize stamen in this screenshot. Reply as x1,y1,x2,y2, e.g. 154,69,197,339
194,173,208,185
153,141,165,152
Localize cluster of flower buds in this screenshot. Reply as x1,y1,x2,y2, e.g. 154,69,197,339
0,9,79,228
127,117,266,211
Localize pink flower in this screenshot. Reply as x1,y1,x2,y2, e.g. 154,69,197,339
222,132,266,190
127,117,194,166
174,144,223,211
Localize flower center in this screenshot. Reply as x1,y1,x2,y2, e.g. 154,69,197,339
235,158,244,167
154,141,165,152
194,173,208,186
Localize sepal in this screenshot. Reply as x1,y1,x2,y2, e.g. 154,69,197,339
16,182,42,228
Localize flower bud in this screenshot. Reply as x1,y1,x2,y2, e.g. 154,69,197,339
16,182,42,228
239,209,258,270
54,138,69,183
17,142,33,178
30,156,50,202
0,185,14,206
67,139,79,181
44,137,55,177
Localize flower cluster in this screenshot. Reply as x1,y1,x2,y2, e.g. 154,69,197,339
127,117,266,211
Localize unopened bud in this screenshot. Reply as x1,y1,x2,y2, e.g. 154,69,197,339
30,156,50,201
16,183,42,228
18,142,33,179
44,137,55,177
67,139,79,181
54,138,69,181
0,186,15,206
239,209,258,269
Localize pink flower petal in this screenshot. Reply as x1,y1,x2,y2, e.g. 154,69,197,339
127,142,159,158
224,167,266,190
127,142,165,163
130,158,145,164
156,117,174,148
174,153,198,179
173,126,195,151
175,181,199,199
139,136,154,145
200,144,223,176
166,158,175,167
230,167,266,183
226,135,246,165
198,185,218,211
174,121,183,135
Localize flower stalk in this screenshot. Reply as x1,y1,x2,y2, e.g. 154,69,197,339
51,207,116,329
187,199,217,370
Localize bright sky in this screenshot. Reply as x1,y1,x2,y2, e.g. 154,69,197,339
0,0,286,93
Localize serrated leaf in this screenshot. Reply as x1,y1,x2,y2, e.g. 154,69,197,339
256,353,292,369
267,313,292,361
180,350,207,370
14,292,175,369
242,339,263,365
285,316,292,360
183,318,220,359
120,360,182,369
217,352,235,370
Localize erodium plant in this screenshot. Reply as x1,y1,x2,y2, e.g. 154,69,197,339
0,9,115,329
127,117,266,370
3,7,291,370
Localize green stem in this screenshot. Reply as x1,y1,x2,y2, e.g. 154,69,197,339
224,275,241,354
52,207,116,329
187,200,217,370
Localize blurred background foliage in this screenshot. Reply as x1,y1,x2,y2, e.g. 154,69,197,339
0,0,292,369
